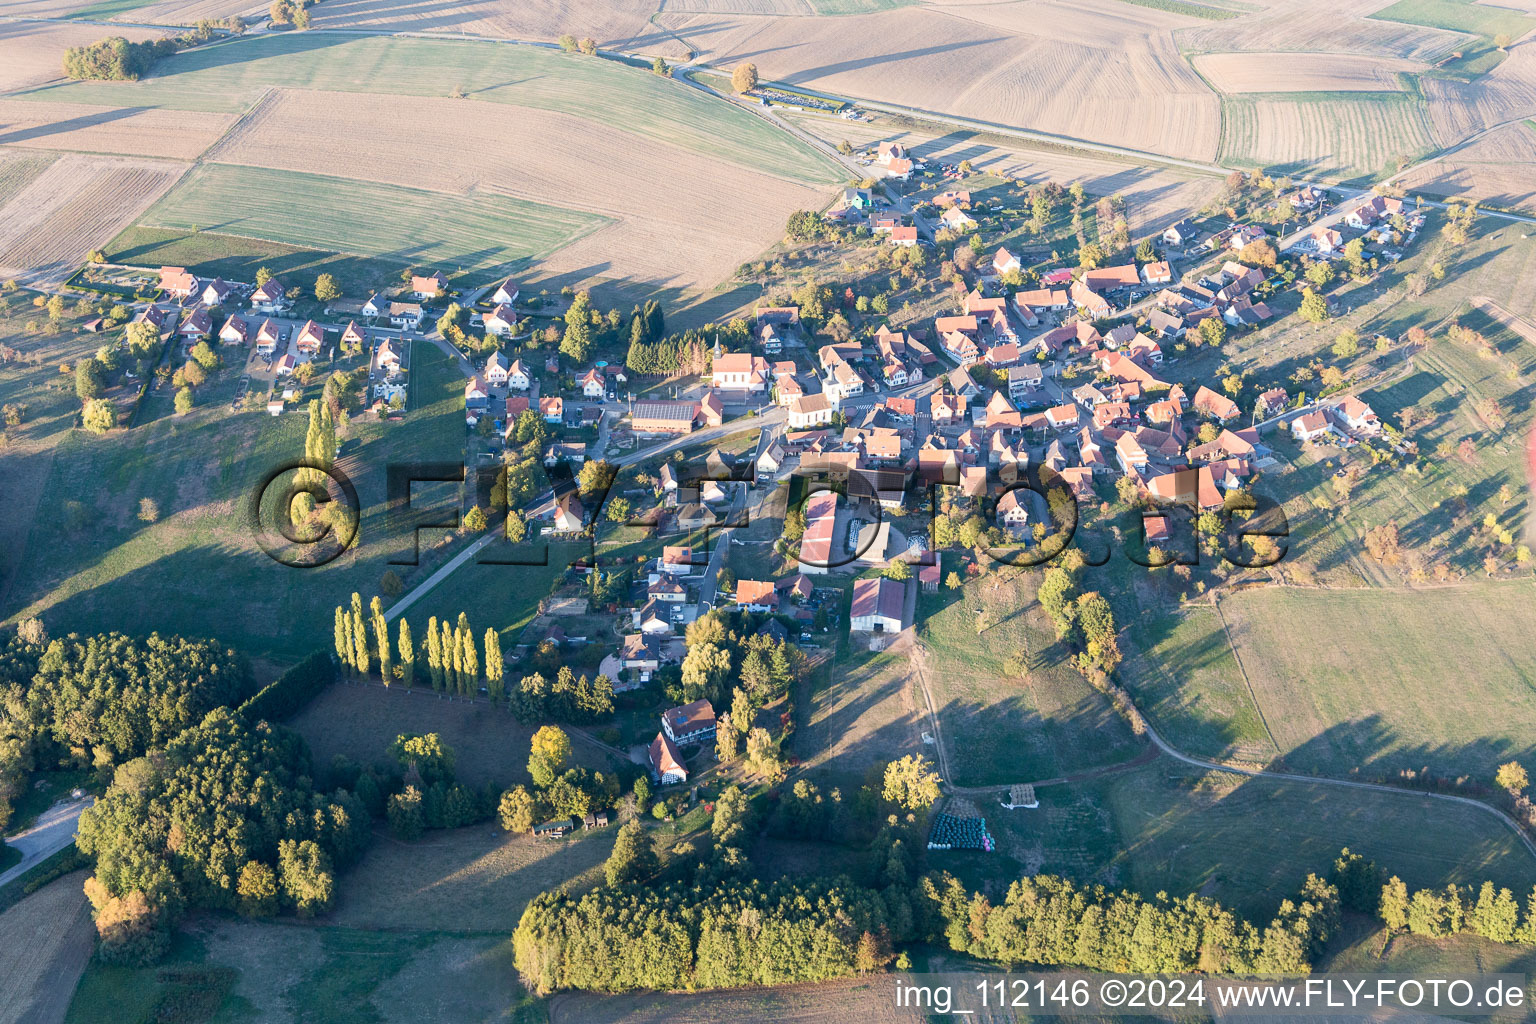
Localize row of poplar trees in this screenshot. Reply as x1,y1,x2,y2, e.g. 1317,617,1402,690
332,594,505,698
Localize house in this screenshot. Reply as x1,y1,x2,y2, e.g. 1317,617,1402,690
1310,226,1343,255
849,577,906,633
1129,334,1163,366
712,352,770,392
1141,261,1173,285
484,350,510,386
484,304,518,336
1255,387,1288,420
634,599,672,634
663,699,717,744
756,439,785,479
579,367,605,398
941,329,980,364
411,271,448,299
788,392,834,429
930,391,966,425
649,732,688,784
919,561,941,592
343,321,369,354
159,266,198,299
1331,395,1380,435
932,189,971,208
199,278,234,307
1192,385,1240,422
254,319,281,356
758,323,784,354
1145,515,1173,544
1008,363,1043,397
985,342,1020,367
506,359,531,391
889,225,919,247
543,441,587,467
995,489,1030,532
1081,265,1141,293
1291,410,1334,442
733,578,778,612
825,361,865,404
551,494,585,533
699,390,725,427
660,545,693,574
275,353,296,376
491,278,519,305
1146,465,1224,511
842,187,873,210
250,279,286,312
1291,185,1324,211
1147,308,1185,340
464,375,490,411
177,307,211,339
218,315,249,346
797,489,838,575
389,302,424,329
361,293,388,317
993,247,1022,277
1222,297,1274,328
1162,219,1195,246
675,502,716,531
940,206,976,230
295,319,324,355
622,632,663,674
1046,403,1080,430
632,400,698,436
540,396,564,423
649,577,688,603
1227,225,1267,252
1071,279,1112,319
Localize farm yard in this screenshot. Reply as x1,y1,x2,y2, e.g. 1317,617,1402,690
0,154,185,284
1218,91,1438,180
139,163,608,276
197,88,838,291
1192,51,1424,92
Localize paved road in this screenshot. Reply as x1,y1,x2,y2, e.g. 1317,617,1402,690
0,797,92,890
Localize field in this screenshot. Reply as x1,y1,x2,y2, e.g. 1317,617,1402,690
1421,44,1536,142
917,572,1144,788
1218,92,1438,180
0,154,185,285
1400,120,1536,209
14,34,842,187
548,979,923,1024
1371,0,1536,76
196,87,836,291
0,871,93,1024
948,758,1536,920
794,641,929,790
0,341,468,661
64,918,530,1024
659,0,1224,161
310,0,664,49
288,683,622,791
0,19,168,94
139,163,607,276
0,98,236,159
1193,51,1423,92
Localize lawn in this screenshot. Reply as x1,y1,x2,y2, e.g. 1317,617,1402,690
916,571,1145,787
0,340,467,663
17,34,843,187
946,758,1536,921
138,164,606,276
1371,0,1536,77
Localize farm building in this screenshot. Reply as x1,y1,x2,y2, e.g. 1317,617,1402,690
649,732,688,785
850,577,906,633
632,401,698,436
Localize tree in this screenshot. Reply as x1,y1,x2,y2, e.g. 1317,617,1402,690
189,340,219,372
529,726,572,788
558,33,577,51
75,357,104,401
882,754,942,810
236,861,279,917
1380,876,1410,931
744,727,786,781
1332,329,1360,360
82,398,116,433
881,560,912,581
398,618,415,688
732,62,759,94
560,291,594,362
388,786,425,840
716,714,739,761
484,628,504,701
462,505,489,532
605,497,631,522
945,571,963,590
1135,238,1156,262
314,273,341,303
499,786,536,832
1197,317,1226,348
392,733,456,785
578,37,596,55
1306,260,1335,289
277,840,333,917
138,497,160,523
1496,761,1529,795
651,55,669,76
371,596,391,684
1495,31,1513,50
174,386,194,415
604,819,659,886
1299,288,1330,323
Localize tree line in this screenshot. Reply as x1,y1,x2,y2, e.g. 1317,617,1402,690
62,19,234,81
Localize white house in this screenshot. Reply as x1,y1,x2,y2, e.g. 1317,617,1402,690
649,732,687,785
579,367,605,398
218,316,249,346
712,352,769,392
484,350,510,386
491,277,519,305
506,358,531,390
250,279,286,313
484,304,518,337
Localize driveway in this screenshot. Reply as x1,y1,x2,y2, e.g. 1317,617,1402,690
0,796,92,890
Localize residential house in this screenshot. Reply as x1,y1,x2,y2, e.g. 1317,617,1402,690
889,225,919,247
660,545,693,575
1147,308,1185,340
932,189,971,208
540,396,564,423
1331,395,1380,435
699,390,724,427
993,247,1022,277
648,732,688,784
551,494,585,533
1310,226,1343,255
825,361,865,404
250,279,286,312
1291,410,1334,442
849,577,906,633
1255,387,1289,420
218,315,249,346
295,319,324,355
411,271,448,299
199,278,234,307
995,489,1030,532
797,489,838,575
1046,403,1080,430
343,321,369,354
940,206,976,231
254,318,281,356
177,307,211,340
484,350,510,386
465,375,490,413
1082,264,1141,293
579,367,605,398
734,580,778,613
506,359,531,390
1162,219,1195,246
1192,385,1240,422
842,187,873,210
389,302,424,329
1141,261,1173,285
491,278,519,305
1008,363,1043,398
1071,279,1112,319
361,294,388,317
662,699,717,745
484,304,518,337
159,266,198,299
930,391,966,425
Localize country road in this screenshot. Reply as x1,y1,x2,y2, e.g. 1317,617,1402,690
0,797,91,890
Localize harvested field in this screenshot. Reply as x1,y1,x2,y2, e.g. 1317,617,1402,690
788,112,1223,232
0,153,184,285
201,88,835,290
330,820,616,932
103,0,254,22
1399,120,1536,209
1177,3,1465,63
0,100,234,159
288,682,620,789
18,35,841,186
1219,91,1437,180
0,19,168,94
549,979,924,1024
1422,44,1536,144
139,162,606,275
311,0,665,49
0,150,57,197
1193,50,1423,92
0,871,93,1024
662,0,1223,160
659,0,816,12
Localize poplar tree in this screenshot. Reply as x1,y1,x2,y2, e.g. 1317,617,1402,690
334,606,352,673
398,619,415,688
441,619,458,694
370,597,391,685
425,616,443,691
351,608,370,678
484,628,504,702
458,613,478,694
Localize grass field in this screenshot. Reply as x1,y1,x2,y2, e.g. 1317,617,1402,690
947,758,1536,920
1111,0,1241,20
16,34,842,187
0,341,466,662
63,0,156,17
139,163,606,275
917,572,1144,788
1371,0,1536,77
1219,92,1438,181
